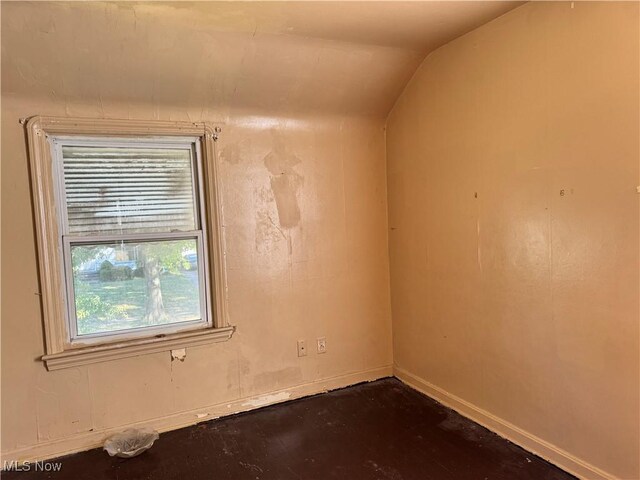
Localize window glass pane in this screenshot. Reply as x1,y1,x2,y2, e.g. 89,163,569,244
70,238,203,336
62,145,197,235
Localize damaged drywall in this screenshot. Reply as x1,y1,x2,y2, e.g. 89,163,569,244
170,349,187,362
241,392,291,408
263,133,304,229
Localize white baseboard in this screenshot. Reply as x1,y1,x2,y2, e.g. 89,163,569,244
394,366,617,480
2,366,392,464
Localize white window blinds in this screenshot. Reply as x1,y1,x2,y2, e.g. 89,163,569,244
61,146,198,235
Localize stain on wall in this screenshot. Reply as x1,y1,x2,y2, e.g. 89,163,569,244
263,132,304,230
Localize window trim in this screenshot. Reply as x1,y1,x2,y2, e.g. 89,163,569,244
26,116,233,370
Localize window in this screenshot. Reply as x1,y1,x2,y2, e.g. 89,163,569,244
26,118,233,370
58,140,209,341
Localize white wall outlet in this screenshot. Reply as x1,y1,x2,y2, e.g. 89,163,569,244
317,337,327,354
297,339,307,357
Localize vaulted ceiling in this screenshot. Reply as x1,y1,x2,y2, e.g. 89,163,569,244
1,1,523,117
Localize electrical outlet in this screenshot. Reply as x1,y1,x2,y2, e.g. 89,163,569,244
297,339,307,357
317,337,327,354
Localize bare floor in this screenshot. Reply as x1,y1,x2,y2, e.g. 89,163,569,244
4,378,575,479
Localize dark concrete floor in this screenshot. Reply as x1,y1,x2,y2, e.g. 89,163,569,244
4,378,575,480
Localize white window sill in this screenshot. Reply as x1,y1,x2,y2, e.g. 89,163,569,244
42,326,235,371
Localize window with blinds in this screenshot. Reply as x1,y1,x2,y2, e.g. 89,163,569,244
61,146,198,235
51,137,211,342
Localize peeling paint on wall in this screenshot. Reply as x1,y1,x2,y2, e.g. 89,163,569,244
241,392,291,408
170,348,187,362
263,133,304,229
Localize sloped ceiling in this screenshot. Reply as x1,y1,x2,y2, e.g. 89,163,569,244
1,1,522,118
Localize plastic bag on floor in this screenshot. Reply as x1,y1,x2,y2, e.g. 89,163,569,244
103,428,159,458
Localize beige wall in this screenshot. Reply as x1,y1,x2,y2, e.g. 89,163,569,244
387,2,639,479
0,95,393,459
0,1,402,461
0,0,531,462
3,1,638,476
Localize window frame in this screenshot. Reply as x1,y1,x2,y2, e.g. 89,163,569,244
53,136,211,344
26,117,234,370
